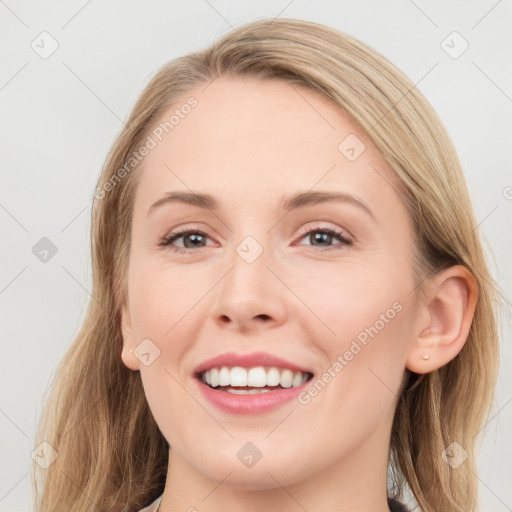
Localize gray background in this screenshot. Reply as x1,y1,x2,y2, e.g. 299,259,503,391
1,1,511,511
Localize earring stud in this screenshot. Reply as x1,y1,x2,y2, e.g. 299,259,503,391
422,354,430,360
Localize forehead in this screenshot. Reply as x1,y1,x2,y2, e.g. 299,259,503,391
133,75,403,216
158,75,366,168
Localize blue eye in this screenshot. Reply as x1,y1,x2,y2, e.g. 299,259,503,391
158,229,211,253
297,227,353,249
158,226,353,253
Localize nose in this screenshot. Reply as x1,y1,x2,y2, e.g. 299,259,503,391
210,241,287,333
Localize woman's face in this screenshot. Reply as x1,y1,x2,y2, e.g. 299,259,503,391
121,75,422,489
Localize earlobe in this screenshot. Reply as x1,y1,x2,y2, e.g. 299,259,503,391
120,302,141,371
406,265,478,374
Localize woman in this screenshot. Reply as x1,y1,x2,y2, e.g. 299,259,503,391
32,18,502,512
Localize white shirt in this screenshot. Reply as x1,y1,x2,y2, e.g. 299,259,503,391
137,494,162,512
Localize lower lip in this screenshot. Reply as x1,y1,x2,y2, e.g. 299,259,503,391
195,378,310,415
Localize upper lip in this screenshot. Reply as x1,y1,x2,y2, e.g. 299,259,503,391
193,351,314,376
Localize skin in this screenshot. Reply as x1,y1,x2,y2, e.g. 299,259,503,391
120,75,478,512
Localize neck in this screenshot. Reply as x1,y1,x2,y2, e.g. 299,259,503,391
158,424,393,512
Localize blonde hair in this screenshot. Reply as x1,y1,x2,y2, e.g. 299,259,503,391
32,18,503,512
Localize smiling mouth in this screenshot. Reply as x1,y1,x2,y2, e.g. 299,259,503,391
197,366,314,394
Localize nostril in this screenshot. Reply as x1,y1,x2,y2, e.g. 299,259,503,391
256,314,270,320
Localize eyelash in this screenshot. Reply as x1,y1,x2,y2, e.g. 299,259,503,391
157,226,353,254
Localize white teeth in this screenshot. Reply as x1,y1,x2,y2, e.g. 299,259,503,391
266,367,280,386
247,367,267,387
219,367,230,386
280,369,293,388
292,371,304,388
200,366,310,389
210,368,219,387
230,367,247,386
227,388,271,394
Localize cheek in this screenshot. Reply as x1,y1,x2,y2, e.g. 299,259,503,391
131,261,204,445
294,312,409,477
128,256,202,342
297,265,411,415
294,257,407,342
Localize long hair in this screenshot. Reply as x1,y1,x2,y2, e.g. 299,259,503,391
32,18,503,512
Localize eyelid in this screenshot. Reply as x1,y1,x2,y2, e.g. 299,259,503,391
294,222,353,242
158,226,216,249
158,221,354,253
161,220,352,240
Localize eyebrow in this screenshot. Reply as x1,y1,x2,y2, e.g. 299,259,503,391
148,190,375,220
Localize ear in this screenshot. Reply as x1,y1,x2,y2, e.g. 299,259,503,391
120,299,141,371
406,265,478,374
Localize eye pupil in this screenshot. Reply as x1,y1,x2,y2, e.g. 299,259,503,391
312,232,331,246
162,227,349,253
184,233,205,248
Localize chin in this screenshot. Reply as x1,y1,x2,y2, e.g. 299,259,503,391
194,451,312,491
210,466,303,491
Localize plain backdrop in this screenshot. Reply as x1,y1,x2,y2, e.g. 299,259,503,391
1,1,511,511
